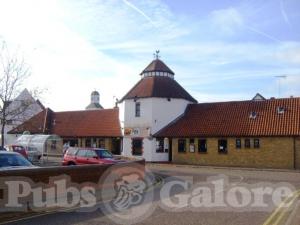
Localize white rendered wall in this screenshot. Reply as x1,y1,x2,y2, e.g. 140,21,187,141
122,137,169,161
151,98,191,134
121,97,192,161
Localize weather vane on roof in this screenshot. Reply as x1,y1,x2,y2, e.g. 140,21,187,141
153,50,160,59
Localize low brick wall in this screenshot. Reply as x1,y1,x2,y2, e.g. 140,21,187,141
0,159,145,222
0,159,145,182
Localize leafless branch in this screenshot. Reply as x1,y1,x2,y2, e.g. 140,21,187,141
0,41,41,147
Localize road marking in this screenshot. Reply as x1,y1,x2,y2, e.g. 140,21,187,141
262,189,300,225
284,201,300,225
272,193,299,225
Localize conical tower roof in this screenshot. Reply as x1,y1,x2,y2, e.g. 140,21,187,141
140,59,175,75
120,58,197,103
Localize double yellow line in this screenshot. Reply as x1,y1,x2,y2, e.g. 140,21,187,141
263,189,300,225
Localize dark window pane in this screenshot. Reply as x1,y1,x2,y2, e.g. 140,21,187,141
156,138,164,153
98,139,105,148
236,139,241,149
132,139,143,155
135,102,141,117
198,139,207,153
245,139,251,148
218,139,228,154
254,139,260,148
178,139,186,153
85,139,91,147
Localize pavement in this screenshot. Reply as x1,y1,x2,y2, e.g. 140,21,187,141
1,163,300,225
33,156,62,167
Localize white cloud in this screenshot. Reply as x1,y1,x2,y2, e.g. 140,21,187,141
210,7,244,35
275,43,300,64
208,6,282,43
122,0,156,26
283,75,300,96
0,0,183,111
280,0,292,28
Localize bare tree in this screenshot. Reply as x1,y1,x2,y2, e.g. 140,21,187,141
0,41,39,148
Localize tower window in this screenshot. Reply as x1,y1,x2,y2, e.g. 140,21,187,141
135,102,141,117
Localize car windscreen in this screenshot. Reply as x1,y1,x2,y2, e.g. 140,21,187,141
0,154,33,167
67,148,78,156
96,150,113,159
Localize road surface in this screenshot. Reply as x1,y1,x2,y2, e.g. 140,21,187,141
2,164,300,225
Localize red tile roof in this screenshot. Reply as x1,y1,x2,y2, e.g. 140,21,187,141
8,109,48,134
9,108,122,137
155,97,300,137
120,76,197,103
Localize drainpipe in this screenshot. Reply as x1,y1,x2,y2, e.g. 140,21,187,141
43,108,49,134
294,137,296,170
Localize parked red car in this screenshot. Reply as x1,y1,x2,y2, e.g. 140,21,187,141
62,148,124,166
6,145,28,159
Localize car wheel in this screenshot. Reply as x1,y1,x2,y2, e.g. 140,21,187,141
68,161,76,166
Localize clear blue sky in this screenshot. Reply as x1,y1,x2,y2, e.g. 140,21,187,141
0,0,299,110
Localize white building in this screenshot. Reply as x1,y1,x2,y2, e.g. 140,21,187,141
119,58,197,161
3,89,45,145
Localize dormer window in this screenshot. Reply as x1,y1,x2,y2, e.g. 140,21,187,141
249,111,257,119
277,106,285,114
